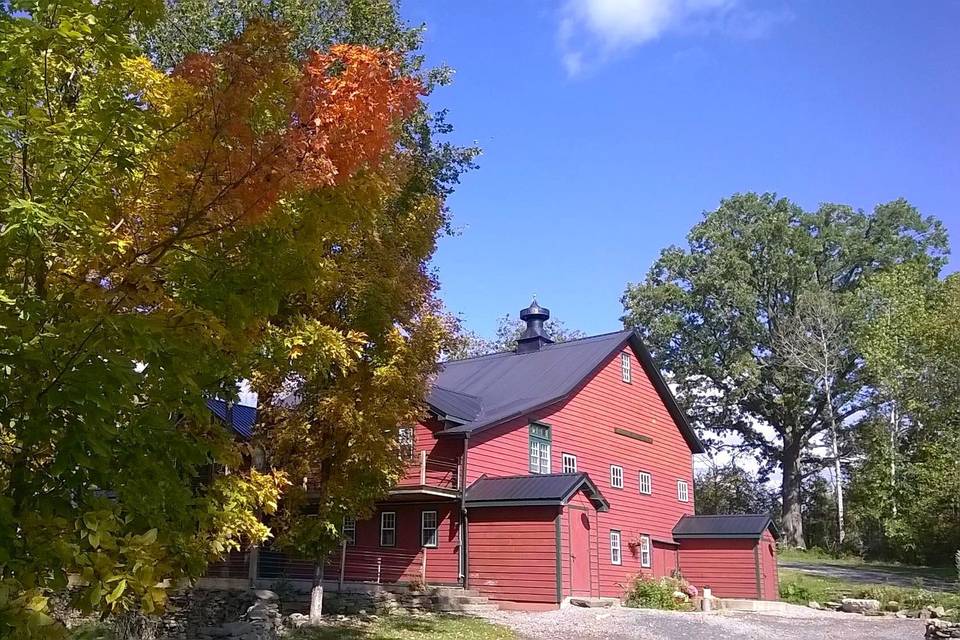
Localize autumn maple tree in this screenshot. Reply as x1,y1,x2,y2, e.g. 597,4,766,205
0,0,466,636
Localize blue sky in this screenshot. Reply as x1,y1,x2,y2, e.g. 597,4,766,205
402,0,960,338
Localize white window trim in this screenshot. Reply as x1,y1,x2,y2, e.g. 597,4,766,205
562,453,578,473
610,465,624,489
380,511,396,547
639,535,651,568
620,352,632,383
342,516,356,545
610,530,622,565
677,480,689,503
398,427,415,461
421,510,438,548
638,471,652,495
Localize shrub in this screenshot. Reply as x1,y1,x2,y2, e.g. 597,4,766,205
624,575,695,611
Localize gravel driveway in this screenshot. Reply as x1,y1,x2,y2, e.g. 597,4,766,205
486,604,926,640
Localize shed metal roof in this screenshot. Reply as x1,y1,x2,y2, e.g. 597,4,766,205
672,514,779,540
464,472,609,512
429,329,705,454
207,399,256,440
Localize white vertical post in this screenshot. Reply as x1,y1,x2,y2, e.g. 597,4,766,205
420,450,427,485
421,548,427,586
376,557,382,584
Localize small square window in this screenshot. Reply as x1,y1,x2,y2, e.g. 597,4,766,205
638,471,652,495
610,530,622,565
380,512,396,547
421,510,438,548
620,352,631,383
342,516,356,545
562,453,578,473
610,465,624,489
677,480,689,503
639,535,651,568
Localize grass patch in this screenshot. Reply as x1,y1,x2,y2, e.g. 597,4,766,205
288,614,517,640
779,569,960,618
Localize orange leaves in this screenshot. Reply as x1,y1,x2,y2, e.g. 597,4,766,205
292,45,422,189
158,21,423,230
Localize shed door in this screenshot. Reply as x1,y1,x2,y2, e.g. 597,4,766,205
569,509,591,596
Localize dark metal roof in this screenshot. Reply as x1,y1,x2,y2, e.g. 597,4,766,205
429,329,705,454
464,472,609,512
672,514,779,540
206,399,257,440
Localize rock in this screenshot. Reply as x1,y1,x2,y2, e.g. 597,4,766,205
807,601,821,610
895,611,909,618
825,601,841,610
840,598,881,614
931,605,947,618
254,590,279,602
885,600,900,612
285,613,309,629
221,620,254,635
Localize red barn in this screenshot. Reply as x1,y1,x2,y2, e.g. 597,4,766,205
673,514,780,600
211,300,779,608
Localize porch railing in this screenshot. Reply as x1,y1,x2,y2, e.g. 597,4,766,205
394,451,460,492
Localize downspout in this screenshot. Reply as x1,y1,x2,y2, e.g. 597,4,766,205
461,433,470,588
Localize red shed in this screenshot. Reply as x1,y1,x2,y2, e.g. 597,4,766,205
673,514,780,600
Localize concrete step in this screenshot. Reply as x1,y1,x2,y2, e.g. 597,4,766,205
434,603,499,614
432,595,491,606
431,587,481,598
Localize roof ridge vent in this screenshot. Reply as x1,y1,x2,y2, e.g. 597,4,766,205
516,298,554,354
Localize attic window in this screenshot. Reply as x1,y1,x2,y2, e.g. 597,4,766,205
529,423,551,474
620,352,631,383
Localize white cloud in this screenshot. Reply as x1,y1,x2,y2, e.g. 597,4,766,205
558,0,790,76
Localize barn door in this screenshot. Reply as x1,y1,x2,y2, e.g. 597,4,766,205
568,509,592,596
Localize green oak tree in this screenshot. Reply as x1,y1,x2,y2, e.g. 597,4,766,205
621,193,947,548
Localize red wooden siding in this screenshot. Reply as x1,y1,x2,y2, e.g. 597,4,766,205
323,502,460,585
396,418,462,489
467,506,560,604
651,540,679,578
759,530,779,600
677,538,760,599
466,346,696,599
558,490,600,599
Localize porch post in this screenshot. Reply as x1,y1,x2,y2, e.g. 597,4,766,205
421,548,428,585
419,450,427,485
338,540,346,593
247,546,259,587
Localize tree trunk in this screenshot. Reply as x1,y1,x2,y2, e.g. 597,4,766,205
781,439,806,548
889,403,898,519
309,560,324,624
824,385,845,546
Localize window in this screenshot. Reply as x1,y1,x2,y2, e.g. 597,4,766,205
398,427,415,460
342,516,356,545
677,480,689,503
610,530,622,565
639,535,651,568
529,423,551,474
620,352,631,383
562,453,578,473
380,512,396,546
638,471,652,495
421,510,438,548
610,465,624,489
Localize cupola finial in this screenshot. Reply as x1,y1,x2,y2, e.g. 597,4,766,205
517,298,554,353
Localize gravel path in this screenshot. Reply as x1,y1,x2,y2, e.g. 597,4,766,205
781,560,956,592
485,605,926,640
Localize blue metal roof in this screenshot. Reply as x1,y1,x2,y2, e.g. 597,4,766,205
465,472,609,512
206,399,256,440
429,329,705,454
672,514,779,540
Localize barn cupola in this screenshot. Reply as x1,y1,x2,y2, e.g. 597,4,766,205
516,298,555,354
